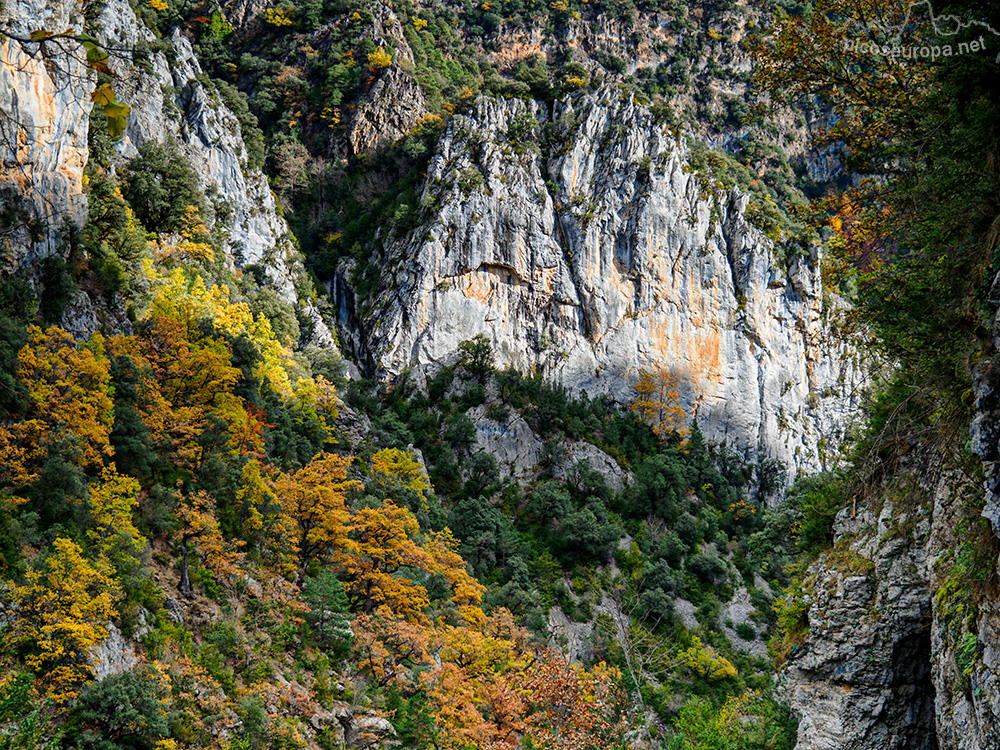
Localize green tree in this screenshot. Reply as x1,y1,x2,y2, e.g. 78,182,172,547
68,668,169,750
0,672,61,750
457,334,494,381
302,569,353,653
553,504,620,566
107,355,155,478
121,142,205,234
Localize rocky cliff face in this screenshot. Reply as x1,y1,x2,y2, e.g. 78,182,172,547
777,261,1000,750
0,0,336,345
781,462,1000,750
0,0,91,268
352,91,860,477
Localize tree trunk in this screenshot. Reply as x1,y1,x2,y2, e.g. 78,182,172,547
179,535,193,599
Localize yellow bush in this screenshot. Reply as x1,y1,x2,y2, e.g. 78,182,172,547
368,47,393,69
263,7,295,26
674,637,738,680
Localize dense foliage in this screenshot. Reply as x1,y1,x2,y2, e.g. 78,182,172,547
751,0,1000,671
29,0,1000,747
0,108,802,745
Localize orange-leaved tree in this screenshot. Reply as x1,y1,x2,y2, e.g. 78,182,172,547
416,609,631,750
339,501,435,619
269,452,361,571
175,491,246,599
353,608,432,688
630,367,687,439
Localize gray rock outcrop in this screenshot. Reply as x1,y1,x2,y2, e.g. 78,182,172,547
88,622,139,679
98,13,313,313
781,466,1000,750
356,92,861,477
0,0,92,267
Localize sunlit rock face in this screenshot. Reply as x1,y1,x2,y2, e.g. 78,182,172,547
0,0,92,267
359,91,861,477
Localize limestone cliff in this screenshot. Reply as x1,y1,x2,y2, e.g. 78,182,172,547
0,0,337,346
780,457,1000,750
776,253,1000,750
348,92,860,477
0,0,91,268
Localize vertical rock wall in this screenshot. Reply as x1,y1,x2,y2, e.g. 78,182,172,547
0,0,91,267
359,92,862,476
781,463,1000,750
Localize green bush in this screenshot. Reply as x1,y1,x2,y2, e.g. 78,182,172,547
788,473,844,554
68,668,169,749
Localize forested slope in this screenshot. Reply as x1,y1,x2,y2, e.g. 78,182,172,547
1,0,999,748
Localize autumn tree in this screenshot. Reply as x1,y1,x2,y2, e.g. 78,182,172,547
87,464,143,578
353,609,431,688
236,459,297,578
0,426,33,508
371,448,431,496
422,529,486,607
630,367,687,438
5,538,122,702
269,453,360,570
673,637,738,681
748,0,928,176
750,0,1000,429
133,317,251,471
18,326,114,470
339,501,435,619
418,612,632,750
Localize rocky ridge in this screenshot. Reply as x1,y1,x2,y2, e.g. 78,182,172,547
349,91,861,478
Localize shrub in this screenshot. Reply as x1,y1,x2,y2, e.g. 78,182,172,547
69,668,170,749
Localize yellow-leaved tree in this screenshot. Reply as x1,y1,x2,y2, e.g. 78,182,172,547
630,367,687,439
236,458,298,579
88,464,144,576
673,636,738,680
371,447,431,496
18,326,114,470
5,538,122,702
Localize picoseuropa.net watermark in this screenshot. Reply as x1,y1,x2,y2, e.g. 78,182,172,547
843,35,996,62
839,0,1000,63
